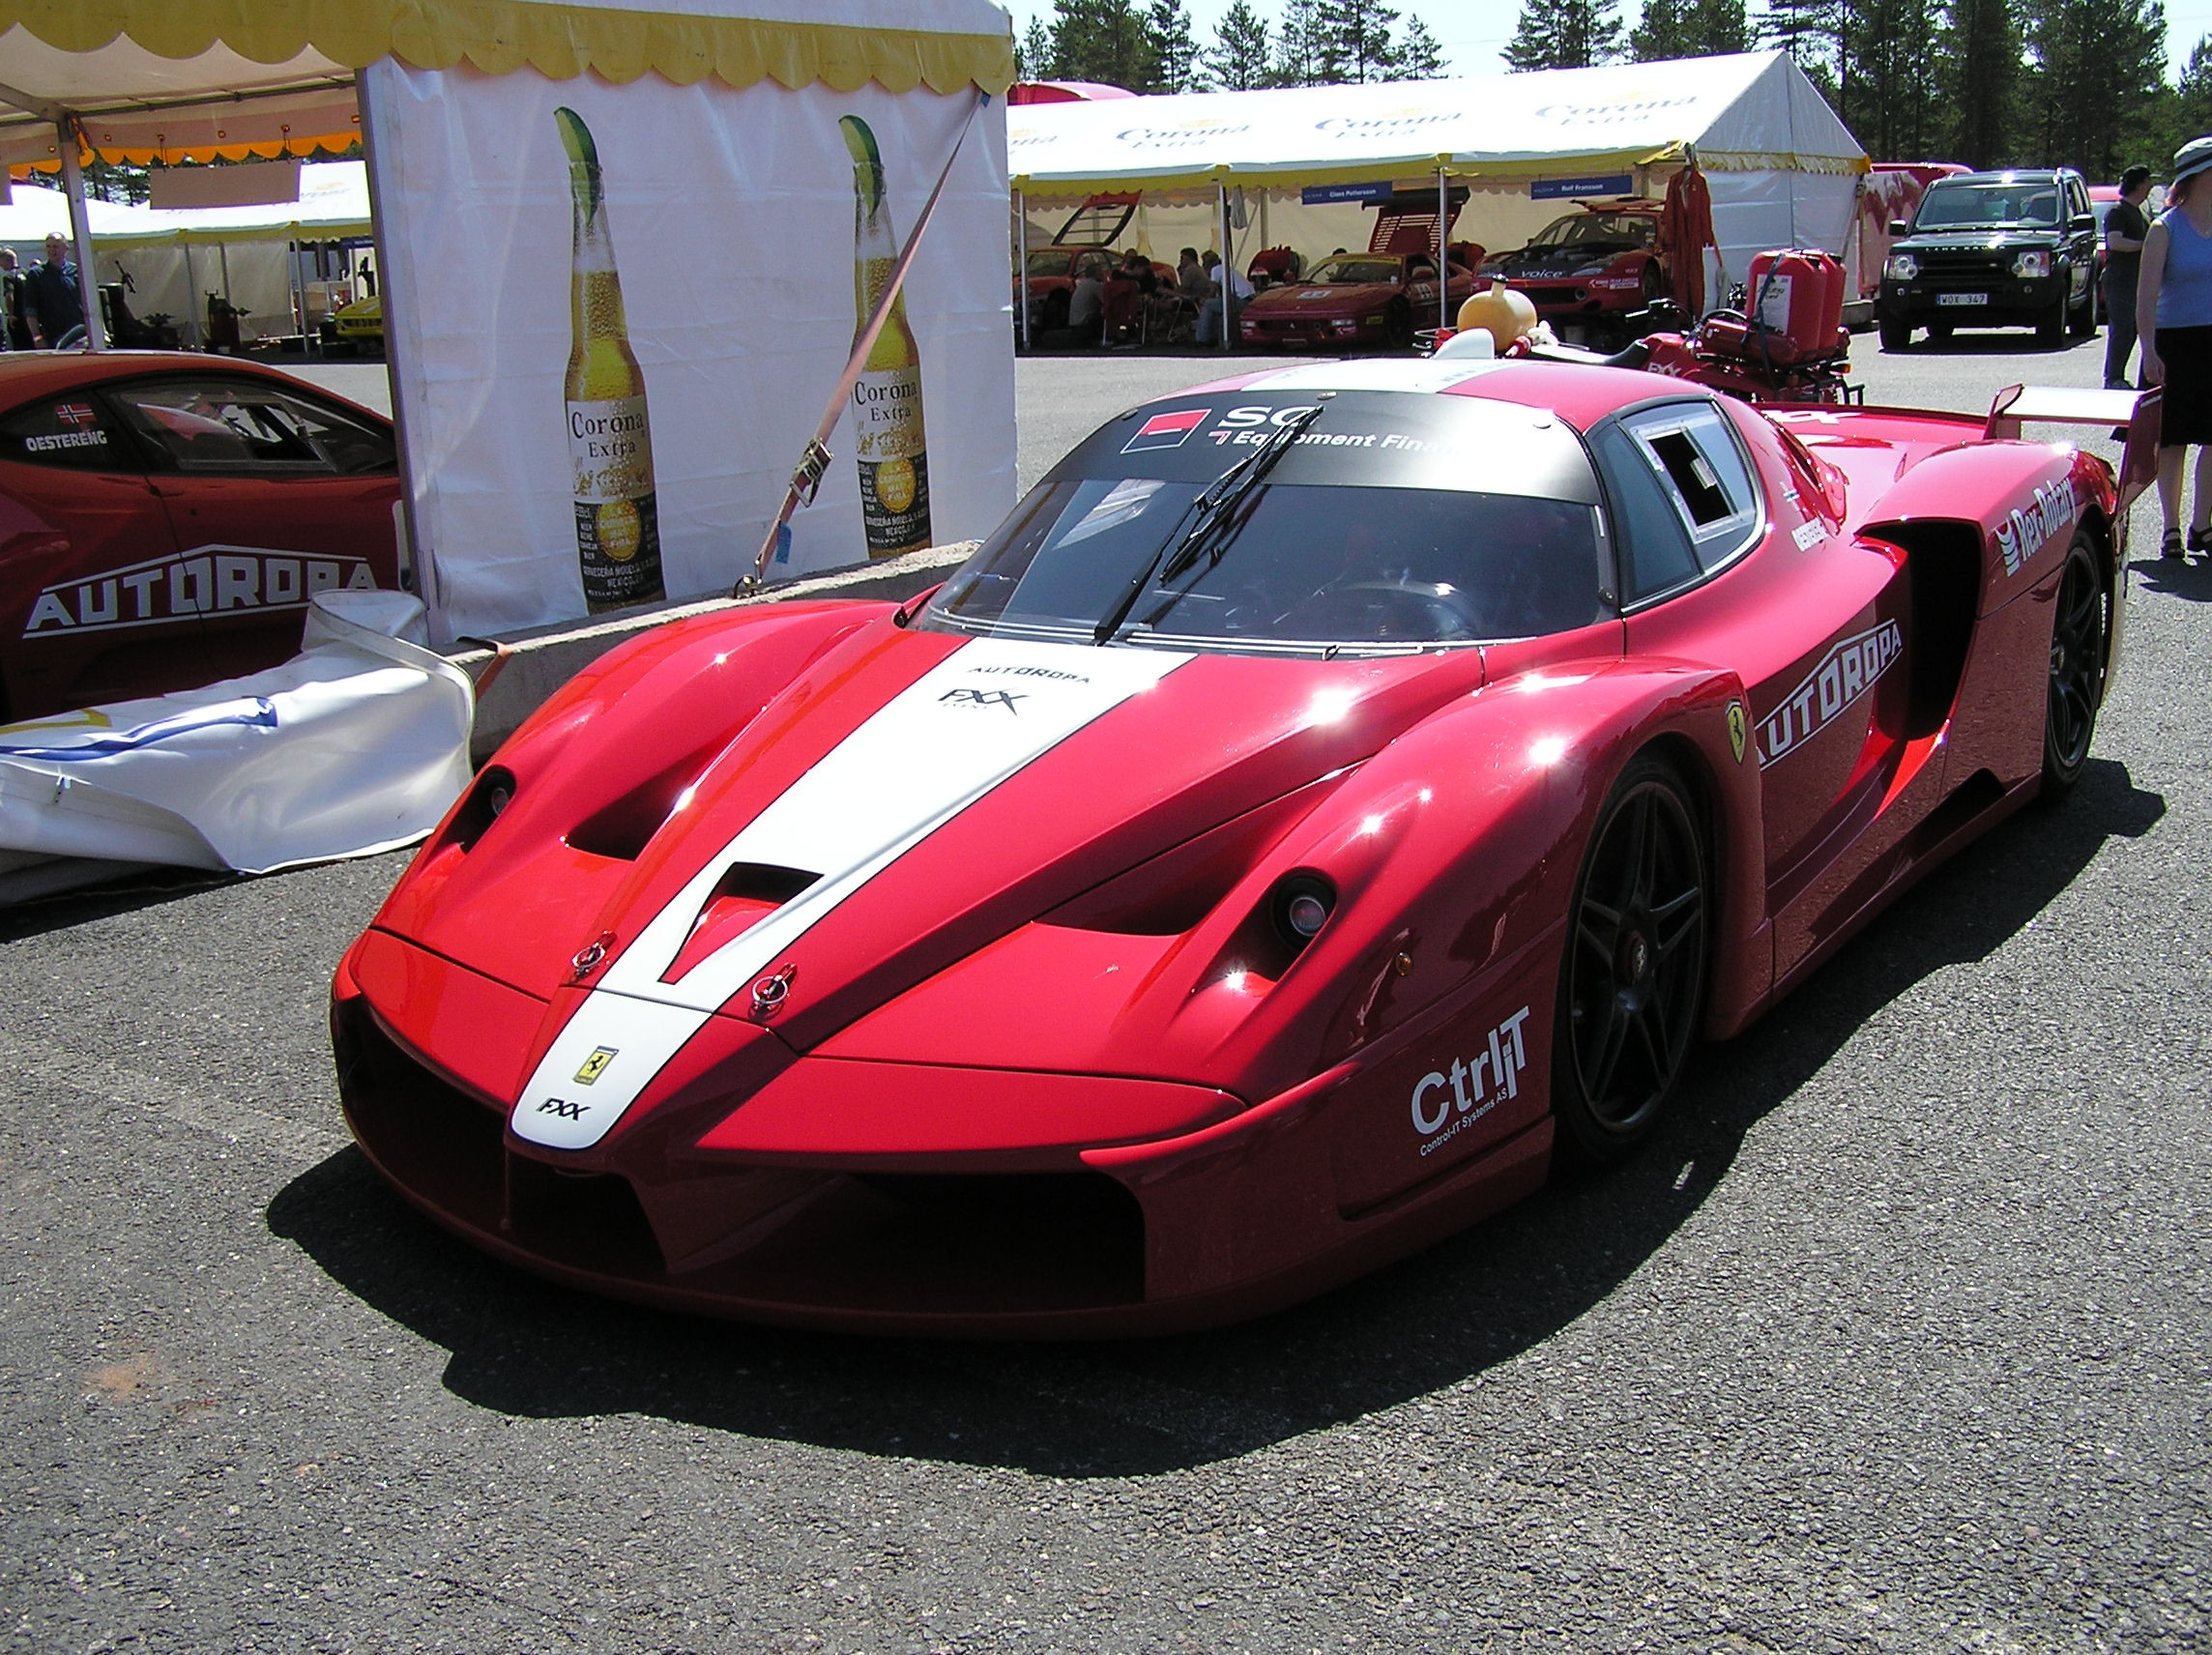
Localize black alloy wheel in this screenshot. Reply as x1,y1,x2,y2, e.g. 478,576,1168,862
1555,755,1710,1164
2042,535,2107,795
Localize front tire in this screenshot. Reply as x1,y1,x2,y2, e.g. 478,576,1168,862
2042,535,2108,796
1879,315,1911,352
1384,299,1413,349
1554,754,1710,1165
2037,287,2067,346
2069,271,2097,337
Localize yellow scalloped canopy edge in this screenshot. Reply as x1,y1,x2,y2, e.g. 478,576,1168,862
0,0,1016,96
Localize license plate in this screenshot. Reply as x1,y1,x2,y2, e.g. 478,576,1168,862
1938,292,1988,306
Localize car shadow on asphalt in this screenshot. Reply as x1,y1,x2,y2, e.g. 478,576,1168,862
268,758,2163,1478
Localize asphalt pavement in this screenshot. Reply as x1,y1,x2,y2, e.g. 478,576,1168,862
3,326,2206,1653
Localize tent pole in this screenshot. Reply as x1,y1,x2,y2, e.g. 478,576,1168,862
289,238,308,358
1016,189,1031,352
182,243,201,348
1217,181,1231,353
56,120,105,351
1436,164,1449,335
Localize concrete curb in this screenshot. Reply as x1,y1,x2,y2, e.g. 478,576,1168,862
447,542,977,761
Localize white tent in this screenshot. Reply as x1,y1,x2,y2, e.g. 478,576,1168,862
1010,52,1868,330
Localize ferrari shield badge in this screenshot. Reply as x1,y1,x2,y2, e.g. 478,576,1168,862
573,1047,617,1086
1726,701,1748,765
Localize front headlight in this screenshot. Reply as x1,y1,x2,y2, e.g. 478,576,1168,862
1884,251,1919,280
2013,248,2052,278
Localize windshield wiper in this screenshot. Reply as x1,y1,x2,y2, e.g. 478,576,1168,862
1091,405,1323,645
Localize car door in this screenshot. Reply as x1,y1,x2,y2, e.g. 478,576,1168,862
1605,401,1916,938
0,384,201,721
104,373,399,684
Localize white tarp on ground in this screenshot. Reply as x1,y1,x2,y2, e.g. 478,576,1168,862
0,592,473,895
1010,52,1867,310
366,55,1015,642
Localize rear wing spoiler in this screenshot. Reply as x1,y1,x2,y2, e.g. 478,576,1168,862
1986,383,2159,513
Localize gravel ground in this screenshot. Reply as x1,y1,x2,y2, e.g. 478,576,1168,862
2,326,2205,1654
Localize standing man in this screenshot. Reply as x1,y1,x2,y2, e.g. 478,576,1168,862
0,249,28,350
2105,166,2155,390
23,232,84,348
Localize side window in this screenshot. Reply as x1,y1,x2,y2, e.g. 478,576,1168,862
1588,421,1699,602
1624,404,1761,574
0,394,137,473
109,378,393,477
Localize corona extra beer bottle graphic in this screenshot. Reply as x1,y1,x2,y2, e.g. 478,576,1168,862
841,114,932,559
559,105,664,612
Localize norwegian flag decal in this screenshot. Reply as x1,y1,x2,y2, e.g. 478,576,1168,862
1121,408,1210,453
55,403,97,428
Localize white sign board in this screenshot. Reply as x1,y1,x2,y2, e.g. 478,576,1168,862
364,60,1015,643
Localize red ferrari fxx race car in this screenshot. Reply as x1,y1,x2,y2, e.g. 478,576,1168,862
335,357,2131,1336
0,351,400,721
1484,202,1669,326
1238,250,1477,349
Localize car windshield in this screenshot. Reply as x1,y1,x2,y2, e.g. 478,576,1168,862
1528,212,1656,251
1306,256,1403,284
1915,181,2061,229
915,391,1610,658
1027,248,1088,276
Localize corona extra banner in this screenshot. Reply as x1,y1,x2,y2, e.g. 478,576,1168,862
363,50,1014,642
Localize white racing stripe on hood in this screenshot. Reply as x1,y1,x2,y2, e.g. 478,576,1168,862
511,637,1192,1150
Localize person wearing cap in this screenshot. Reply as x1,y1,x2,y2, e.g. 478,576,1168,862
2140,135,2212,559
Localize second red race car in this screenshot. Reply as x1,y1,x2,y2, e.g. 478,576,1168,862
0,351,402,722
335,355,2133,1336
1483,201,1669,329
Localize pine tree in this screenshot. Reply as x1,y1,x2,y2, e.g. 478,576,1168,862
1760,0,1840,101
1149,0,1209,90
1048,0,1160,91
1841,0,1942,157
1631,0,1750,58
1018,15,1058,79
1318,0,1404,81
2022,0,2165,176
1503,0,1623,70
1397,14,1450,74
1936,0,2022,167
1207,0,1275,88
1272,0,1329,83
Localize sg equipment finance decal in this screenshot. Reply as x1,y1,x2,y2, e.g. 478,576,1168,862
1758,621,1902,769
1995,475,2081,577
1121,409,1210,452
1411,1006,1532,1155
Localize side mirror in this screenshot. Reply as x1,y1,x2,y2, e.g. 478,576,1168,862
1889,219,1909,236
2071,215,2096,231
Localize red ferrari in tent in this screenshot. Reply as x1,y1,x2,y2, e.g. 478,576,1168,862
335,355,2134,1335
0,352,401,722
